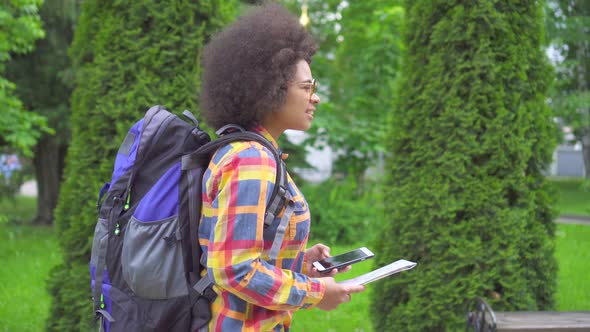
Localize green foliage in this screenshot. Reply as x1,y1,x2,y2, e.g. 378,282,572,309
6,0,78,226
47,1,236,331
307,0,404,178
0,195,36,225
302,176,382,245
282,0,404,178
0,0,44,58
6,0,78,143
0,0,52,156
0,171,25,203
372,1,558,331
545,0,590,125
276,1,404,178
545,0,590,175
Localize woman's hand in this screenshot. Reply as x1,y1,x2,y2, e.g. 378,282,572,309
316,277,365,311
305,243,352,278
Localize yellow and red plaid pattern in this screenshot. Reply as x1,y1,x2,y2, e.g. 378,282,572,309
199,126,325,331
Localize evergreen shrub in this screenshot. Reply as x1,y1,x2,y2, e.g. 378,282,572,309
46,1,235,331
371,1,558,331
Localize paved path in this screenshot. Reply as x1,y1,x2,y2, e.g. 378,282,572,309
556,214,590,225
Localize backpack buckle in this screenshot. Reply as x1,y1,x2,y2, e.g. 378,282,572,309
202,286,217,302
95,309,115,323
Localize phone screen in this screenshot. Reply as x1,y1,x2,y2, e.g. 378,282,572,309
314,247,374,272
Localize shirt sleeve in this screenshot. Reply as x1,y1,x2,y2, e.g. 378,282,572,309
205,143,325,311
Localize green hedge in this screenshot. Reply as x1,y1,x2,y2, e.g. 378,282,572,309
371,1,558,331
46,1,235,331
302,176,383,245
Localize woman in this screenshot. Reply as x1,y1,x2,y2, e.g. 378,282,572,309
198,3,365,331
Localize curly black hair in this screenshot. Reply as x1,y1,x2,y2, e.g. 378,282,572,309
199,2,317,130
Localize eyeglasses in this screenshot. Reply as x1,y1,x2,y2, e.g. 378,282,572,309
297,79,317,100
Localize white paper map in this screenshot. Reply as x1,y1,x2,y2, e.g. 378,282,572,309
338,259,417,286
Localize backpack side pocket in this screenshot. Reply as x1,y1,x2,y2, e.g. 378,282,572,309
121,215,187,299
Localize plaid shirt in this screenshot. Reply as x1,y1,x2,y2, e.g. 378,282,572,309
199,126,325,331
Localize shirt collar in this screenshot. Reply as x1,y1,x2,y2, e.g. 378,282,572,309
251,125,288,160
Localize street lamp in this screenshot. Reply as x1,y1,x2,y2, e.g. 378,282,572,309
299,0,310,27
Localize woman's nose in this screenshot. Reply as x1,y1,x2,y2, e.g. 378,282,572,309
310,92,320,104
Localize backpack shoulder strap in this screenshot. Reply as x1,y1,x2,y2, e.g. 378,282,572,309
224,132,292,262
181,130,292,273
183,131,288,223
209,131,292,262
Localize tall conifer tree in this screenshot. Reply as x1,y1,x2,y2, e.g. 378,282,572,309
372,1,557,330
46,1,235,330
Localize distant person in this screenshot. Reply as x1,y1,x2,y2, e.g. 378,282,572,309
0,154,21,183
198,3,365,331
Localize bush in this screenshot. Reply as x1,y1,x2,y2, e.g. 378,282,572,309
372,1,558,331
302,176,382,245
46,1,236,331
0,172,25,202
0,196,37,225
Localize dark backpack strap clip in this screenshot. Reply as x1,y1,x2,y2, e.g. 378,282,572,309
264,184,287,227
215,124,246,136
95,309,115,323
95,309,115,332
193,274,217,301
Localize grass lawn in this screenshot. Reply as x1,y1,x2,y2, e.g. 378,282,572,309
0,225,62,332
0,176,588,331
0,224,590,332
555,224,590,311
292,246,374,332
1,226,588,332
551,178,590,216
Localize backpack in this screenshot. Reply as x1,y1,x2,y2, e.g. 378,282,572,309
90,105,295,332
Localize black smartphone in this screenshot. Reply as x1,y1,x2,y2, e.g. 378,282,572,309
312,247,374,273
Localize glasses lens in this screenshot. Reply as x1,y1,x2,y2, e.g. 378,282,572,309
311,79,317,97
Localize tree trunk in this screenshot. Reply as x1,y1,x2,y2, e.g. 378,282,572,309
32,134,66,225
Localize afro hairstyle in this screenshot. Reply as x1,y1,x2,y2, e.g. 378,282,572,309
199,2,318,130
